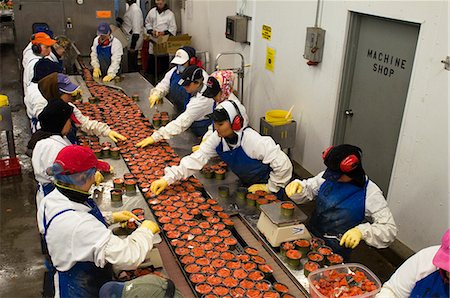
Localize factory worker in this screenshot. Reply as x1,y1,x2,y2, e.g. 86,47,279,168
48,35,71,70
32,36,70,85
23,32,56,95
25,72,126,143
22,26,54,69
91,22,123,82
191,69,249,152
117,0,143,72
38,145,160,297
150,100,293,196
28,100,78,206
145,0,177,75
148,46,202,112
285,144,397,260
136,65,212,147
377,229,450,298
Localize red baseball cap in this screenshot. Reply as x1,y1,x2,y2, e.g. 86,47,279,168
54,145,110,174
32,32,56,46
433,229,450,271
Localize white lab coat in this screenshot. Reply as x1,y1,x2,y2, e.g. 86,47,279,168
47,51,60,64
163,127,293,192
377,246,440,297
23,54,41,96
150,69,212,142
32,135,72,206
121,3,144,50
22,42,33,69
150,67,177,98
290,172,398,248
24,83,112,136
90,36,124,77
37,188,154,298
144,7,177,54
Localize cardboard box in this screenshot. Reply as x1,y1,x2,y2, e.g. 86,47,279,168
150,34,191,55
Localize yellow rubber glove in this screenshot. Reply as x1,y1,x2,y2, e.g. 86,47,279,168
285,181,303,198
340,227,363,249
148,94,162,108
103,75,114,82
141,220,160,234
94,171,104,185
192,145,200,152
136,136,155,148
71,89,82,97
248,184,270,194
108,130,127,142
93,68,102,78
112,211,138,223
150,178,168,195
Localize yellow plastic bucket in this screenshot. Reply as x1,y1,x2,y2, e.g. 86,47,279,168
0,94,8,107
265,110,293,126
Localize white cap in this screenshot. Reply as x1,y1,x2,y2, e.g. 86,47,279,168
171,49,189,65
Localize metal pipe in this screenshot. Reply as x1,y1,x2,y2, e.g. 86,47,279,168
214,52,245,103
314,0,321,27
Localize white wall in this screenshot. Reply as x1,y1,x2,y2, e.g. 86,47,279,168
181,0,449,252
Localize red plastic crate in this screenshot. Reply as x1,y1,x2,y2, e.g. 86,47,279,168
0,157,21,178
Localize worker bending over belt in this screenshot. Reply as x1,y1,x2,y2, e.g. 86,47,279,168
286,144,397,260
38,145,160,297
150,100,292,196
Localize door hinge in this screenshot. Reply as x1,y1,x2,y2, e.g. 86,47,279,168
441,56,450,71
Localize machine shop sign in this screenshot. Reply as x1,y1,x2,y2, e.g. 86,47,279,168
367,48,407,77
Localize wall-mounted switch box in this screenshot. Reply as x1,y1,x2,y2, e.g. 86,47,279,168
303,27,326,63
226,15,248,43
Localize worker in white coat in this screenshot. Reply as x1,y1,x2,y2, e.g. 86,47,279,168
48,36,71,70
136,65,212,147
23,32,56,96
377,229,449,298
37,145,160,297
117,0,143,72
148,46,202,112
91,22,123,82
28,100,78,206
285,144,398,260
22,26,54,70
145,0,176,75
25,72,126,143
150,100,293,197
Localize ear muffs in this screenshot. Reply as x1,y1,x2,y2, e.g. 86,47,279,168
322,146,360,173
189,56,197,65
98,36,111,46
230,101,243,131
31,34,42,54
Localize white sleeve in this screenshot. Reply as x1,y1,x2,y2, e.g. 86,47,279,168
376,246,440,298
71,104,112,137
103,228,155,270
131,7,143,34
289,172,326,204
144,9,154,31
242,130,292,192
107,39,123,77
168,11,177,35
90,37,100,69
358,181,398,248
152,67,175,97
24,85,48,119
163,132,220,184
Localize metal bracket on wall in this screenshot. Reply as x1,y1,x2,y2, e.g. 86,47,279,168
441,56,450,71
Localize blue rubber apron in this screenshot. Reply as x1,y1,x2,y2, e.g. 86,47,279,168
216,128,272,187
97,43,113,77
308,179,368,260
410,270,449,298
43,198,112,297
168,70,191,113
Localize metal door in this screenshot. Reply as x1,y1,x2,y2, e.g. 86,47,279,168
334,13,420,195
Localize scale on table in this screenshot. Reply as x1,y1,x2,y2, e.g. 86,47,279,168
257,201,311,247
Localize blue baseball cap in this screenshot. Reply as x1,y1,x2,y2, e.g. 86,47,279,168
57,73,79,94
97,22,111,35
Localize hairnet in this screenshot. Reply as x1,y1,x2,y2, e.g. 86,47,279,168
47,163,96,186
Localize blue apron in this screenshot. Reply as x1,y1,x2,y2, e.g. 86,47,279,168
216,128,271,187
41,183,56,196
43,198,112,297
97,43,113,77
66,122,78,145
308,179,368,260
168,70,191,113
31,117,39,133
410,270,449,298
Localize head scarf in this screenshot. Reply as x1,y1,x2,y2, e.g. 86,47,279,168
210,70,235,102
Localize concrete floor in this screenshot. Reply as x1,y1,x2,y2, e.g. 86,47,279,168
0,21,404,297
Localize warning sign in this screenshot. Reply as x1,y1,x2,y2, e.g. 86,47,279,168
265,47,276,72
96,10,112,19
262,24,272,40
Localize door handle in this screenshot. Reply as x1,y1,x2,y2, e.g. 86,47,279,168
345,109,354,117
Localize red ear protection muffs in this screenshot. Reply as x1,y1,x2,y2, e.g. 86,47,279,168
230,101,244,131
322,146,360,173
31,35,42,54
189,56,197,65
98,36,111,46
